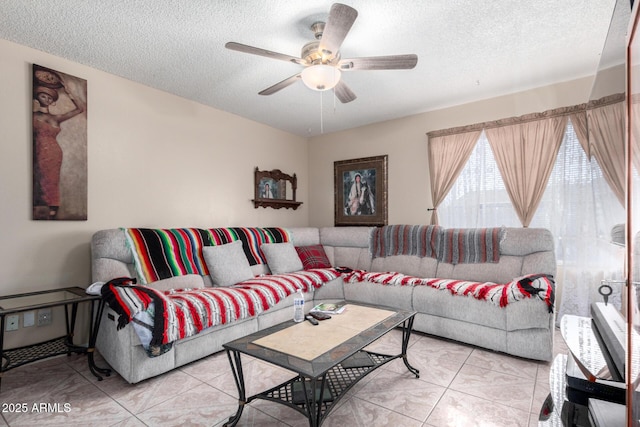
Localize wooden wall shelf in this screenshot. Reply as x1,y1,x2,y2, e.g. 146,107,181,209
252,199,302,210
253,167,302,210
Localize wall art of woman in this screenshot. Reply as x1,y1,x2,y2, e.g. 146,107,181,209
344,170,376,216
32,66,86,220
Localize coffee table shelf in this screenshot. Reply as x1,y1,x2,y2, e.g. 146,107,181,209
260,350,396,419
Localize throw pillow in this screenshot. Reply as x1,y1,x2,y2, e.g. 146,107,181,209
261,242,304,274
295,245,332,270
202,241,254,287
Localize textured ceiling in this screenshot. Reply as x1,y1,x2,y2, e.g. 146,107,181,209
0,1,625,137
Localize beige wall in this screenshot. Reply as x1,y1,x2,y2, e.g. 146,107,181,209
307,75,613,226
0,38,309,300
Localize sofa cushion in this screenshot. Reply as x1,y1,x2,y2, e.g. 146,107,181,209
146,274,205,292
343,280,413,311
288,227,321,246
261,242,303,274
371,255,432,277
327,247,372,271
202,241,254,287
320,226,374,247
412,285,506,330
435,255,523,284
295,245,332,269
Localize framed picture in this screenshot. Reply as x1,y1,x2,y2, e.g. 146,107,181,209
334,155,388,226
32,64,87,220
252,167,302,210
258,177,279,199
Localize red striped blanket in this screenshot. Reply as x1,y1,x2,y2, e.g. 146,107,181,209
101,268,553,358
124,227,290,284
343,270,554,311
101,269,339,357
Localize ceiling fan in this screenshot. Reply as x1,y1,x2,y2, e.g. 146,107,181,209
225,3,418,103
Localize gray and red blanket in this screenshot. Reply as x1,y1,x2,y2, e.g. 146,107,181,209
101,269,554,357
101,269,340,356
370,225,505,264
342,270,554,311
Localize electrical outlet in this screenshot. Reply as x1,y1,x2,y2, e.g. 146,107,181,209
23,311,35,327
6,315,19,331
37,308,52,326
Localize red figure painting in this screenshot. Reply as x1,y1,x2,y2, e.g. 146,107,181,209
32,65,87,220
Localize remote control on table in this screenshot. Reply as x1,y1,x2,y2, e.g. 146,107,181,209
305,315,319,325
309,311,331,320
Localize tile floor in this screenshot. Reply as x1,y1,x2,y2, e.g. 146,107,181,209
0,329,568,426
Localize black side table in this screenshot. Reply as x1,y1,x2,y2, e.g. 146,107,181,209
0,287,111,390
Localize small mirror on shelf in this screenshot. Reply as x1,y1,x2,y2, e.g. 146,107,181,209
253,167,302,210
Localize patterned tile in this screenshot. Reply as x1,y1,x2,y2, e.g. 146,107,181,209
1,374,130,427
383,334,472,388
106,416,147,427
212,404,290,426
531,379,551,417
0,331,557,427
427,389,531,427
355,368,446,422
322,396,423,427
464,348,539,379
94,368,206,414
63,352,112,383
207,358,297,399
179,350,231,384
448,364,535,413
248,399,311,427
135,382,238,426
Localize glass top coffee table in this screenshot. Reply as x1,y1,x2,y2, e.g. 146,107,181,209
222,301,419,427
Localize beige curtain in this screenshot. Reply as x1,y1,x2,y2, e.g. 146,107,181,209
426,94,624,226
587,101,626,206
485,116,567,227
427,130,481,224
569,111,590,158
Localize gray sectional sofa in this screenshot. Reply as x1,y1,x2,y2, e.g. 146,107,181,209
91,226,556,384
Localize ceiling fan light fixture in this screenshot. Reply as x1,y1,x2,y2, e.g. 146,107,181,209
301,64,341,91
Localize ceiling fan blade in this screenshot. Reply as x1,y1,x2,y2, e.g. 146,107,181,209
225,42,306,65
339,54,418,71
318,3,358,58
334,80,357,103
259,74,301,96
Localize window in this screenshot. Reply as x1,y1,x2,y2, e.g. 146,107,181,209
439,120,625,318
439,130,519,228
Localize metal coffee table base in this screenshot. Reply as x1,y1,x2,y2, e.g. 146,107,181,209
224,317,418,427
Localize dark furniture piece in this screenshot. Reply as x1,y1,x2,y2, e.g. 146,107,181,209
539,303,626,426
252,167,302,210
0,287,111,390
223,302,418,427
